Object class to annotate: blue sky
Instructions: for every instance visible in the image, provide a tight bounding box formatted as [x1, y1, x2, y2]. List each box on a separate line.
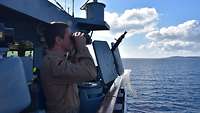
[50, 0, 200, 58]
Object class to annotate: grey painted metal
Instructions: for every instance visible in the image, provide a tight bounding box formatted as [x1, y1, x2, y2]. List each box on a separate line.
[111, 43, 124, 75]
[97, 76, 123, 113]
[123, 88, 127, 113]
[86, 2, 105, 22]
[0, 48, 7, 56]
[74, 18, 110, 30]
[21, 57, 34, 82]
[93, 40, 118, 84]
[0, 57, 31, 113]
[0, 0, 72, 23]
[79, 82, 104, 113]
[34, 47, 45, 69]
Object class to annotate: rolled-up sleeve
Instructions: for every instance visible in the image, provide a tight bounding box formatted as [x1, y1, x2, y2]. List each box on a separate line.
[50, 47, 97, 83]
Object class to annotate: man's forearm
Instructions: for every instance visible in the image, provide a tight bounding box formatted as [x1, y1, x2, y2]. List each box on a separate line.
[74, 46, 92, 61]
[74, 46, 97, 80]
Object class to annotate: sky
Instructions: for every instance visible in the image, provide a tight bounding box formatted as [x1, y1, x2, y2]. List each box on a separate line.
[49, 0, 200, 58]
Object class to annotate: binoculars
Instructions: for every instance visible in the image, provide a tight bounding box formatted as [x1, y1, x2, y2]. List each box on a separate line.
[70, 32, 92, 45]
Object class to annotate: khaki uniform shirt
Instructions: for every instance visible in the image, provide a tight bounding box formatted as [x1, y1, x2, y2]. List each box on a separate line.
[40, 47, 97, 113]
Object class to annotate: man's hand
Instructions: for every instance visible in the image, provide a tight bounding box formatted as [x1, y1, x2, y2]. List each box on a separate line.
[72, 32, 86, 50]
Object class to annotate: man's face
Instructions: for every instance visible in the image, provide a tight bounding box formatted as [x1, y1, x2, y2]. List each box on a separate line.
[57, 28, 73, 51]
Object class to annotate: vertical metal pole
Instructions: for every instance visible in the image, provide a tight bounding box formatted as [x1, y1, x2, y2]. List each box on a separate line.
[65, 0, 66, 10]
[72, 0, 74, 17]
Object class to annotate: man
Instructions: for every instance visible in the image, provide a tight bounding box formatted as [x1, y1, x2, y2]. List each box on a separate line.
[40, 22, 97, 113]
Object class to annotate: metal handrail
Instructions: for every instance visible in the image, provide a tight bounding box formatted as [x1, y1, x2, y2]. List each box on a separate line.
[97, 75, 123, 113]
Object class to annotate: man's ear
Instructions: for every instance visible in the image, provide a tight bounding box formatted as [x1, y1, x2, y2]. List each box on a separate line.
[55, 36, 62, 45]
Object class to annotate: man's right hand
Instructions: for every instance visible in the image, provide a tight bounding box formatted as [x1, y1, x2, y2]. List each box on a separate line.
[72, 32, 86, 50]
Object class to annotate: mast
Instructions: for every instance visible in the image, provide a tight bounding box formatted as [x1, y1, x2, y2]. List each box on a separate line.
[65, 0, 66, 10]
[72, 0, 74, 17]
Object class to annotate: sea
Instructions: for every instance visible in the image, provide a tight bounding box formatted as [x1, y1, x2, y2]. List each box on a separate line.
[122, 57, 200, 113]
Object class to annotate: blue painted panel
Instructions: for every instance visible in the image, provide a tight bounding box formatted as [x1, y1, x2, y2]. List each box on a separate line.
[111, 43, 124, 75]
[21, 57, 34, 82]
[0, 0, 72, 23]
[93, 40, 118, 84]
[0, 57, 31, 113]
[74, 18, 110, 30]
[79, 82, 104, 113]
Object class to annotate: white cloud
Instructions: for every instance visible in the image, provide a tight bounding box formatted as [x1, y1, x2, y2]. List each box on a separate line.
[146, 20, 200, 42]
[92, 7, 159, 44]
[103, 7, 158, 38]
[143, 20, 200, 53]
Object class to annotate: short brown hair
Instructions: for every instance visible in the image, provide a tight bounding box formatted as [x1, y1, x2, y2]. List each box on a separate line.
[44, 22, 69, 49]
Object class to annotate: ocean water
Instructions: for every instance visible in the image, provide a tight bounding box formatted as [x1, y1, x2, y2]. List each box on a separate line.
[122, 57, 200, 113]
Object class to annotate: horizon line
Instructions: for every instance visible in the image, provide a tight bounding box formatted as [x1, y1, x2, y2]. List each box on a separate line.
[121, 55, 200, 59]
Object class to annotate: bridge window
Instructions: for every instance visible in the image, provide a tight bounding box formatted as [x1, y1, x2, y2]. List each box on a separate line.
[7, 50, 33, 57]
[7, 51, 18, 57]
[25, 51, 33, 57]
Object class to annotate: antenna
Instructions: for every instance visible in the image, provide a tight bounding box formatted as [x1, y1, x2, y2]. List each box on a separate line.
[72, 0, 74, 17]
[80, 0, 90, 10]
[53, 0, 69, 14]
[54, 0, 65, 11]
[65, 0, 66, 10]
[68, 7, 70, 13]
